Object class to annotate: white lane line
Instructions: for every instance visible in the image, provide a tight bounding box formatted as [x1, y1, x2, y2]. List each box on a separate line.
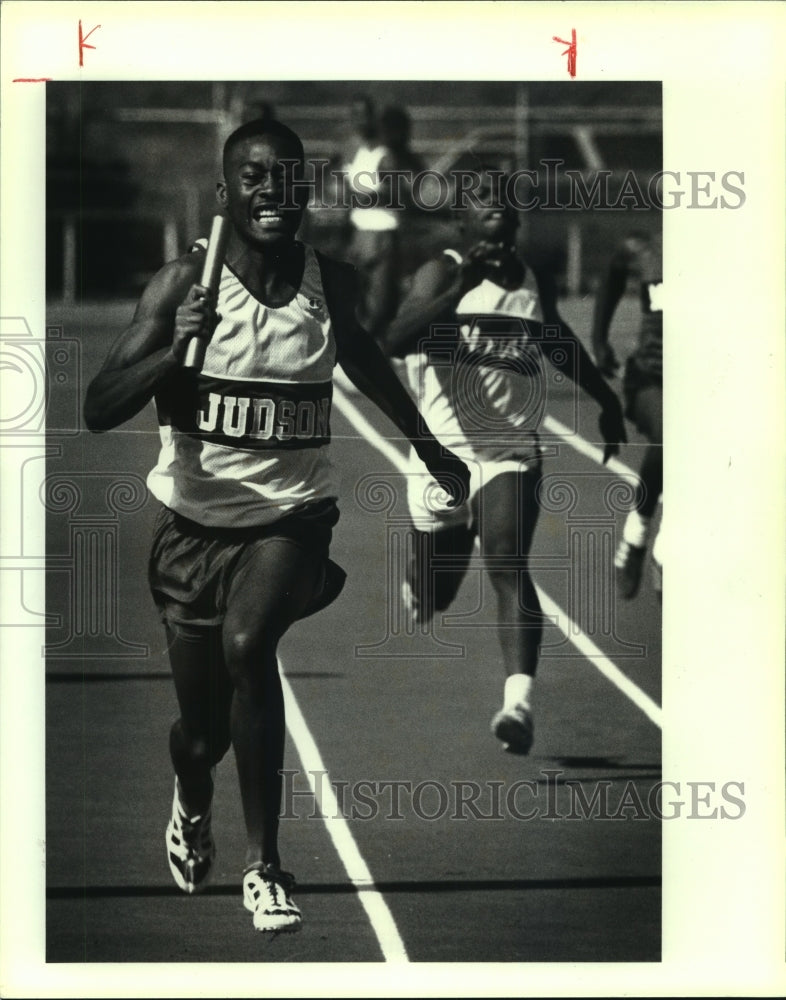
[542, 413, 638, 482]
[280, 670, 410, 962]
[534, 587, 663, 728]
[332, 372, 415, 472]
[333, 382, 661, 728]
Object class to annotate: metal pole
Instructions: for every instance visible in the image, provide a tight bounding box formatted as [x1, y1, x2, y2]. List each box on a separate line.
[63, 216, 77, 304]
[513, 83, 530, 246]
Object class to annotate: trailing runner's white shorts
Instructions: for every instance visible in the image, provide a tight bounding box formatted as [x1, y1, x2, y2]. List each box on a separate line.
[405, 443, 544, 533]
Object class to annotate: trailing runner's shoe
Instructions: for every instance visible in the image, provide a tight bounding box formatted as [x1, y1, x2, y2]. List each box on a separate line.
[243, 864, 302, 933]
[401, 577, 421, 628]
[651, 527, 663, 599]
[614, 539, 647, 600]
[491, 705, 535, 756]
[165, 779, 216, 895]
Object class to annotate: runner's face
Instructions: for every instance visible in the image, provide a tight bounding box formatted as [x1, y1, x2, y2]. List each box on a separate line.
[219, 135, 305, 247]
[465, 172, 518, 245]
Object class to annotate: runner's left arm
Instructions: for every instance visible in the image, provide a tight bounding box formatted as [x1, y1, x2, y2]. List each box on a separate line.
[530, 265, 627, 463]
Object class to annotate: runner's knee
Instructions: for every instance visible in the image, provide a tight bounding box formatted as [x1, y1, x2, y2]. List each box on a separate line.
[483, 538, 535, 599]
[482, 528, 527, 564]
[224, 628, 277, 668]
[223, 630, 281, 699]
[170, 718, 228, 770]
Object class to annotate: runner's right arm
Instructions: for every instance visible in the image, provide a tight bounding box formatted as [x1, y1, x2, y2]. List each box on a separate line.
[83, 253, 213, 432]
[382, 245, 509, 358]
[382, 257, 463, 358]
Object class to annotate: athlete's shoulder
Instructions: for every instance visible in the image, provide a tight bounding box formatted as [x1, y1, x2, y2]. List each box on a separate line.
[312, 247, 361, 299]
[135, 249, 204, 317]
[414, 248, 460, 290]
[159, 247, 204, 286]
[425, 248, 461, 273]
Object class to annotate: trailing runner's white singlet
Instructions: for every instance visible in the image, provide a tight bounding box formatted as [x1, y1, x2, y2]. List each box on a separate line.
[404, 249, 546, 466]
[147, 243, 340, 527]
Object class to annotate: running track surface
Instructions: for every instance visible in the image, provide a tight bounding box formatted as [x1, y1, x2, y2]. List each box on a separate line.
[44, 296, 661, 964]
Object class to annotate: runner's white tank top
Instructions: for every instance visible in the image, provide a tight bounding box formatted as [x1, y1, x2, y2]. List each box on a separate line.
[404, 249, 545, 463]
[147, 243, 340, 527]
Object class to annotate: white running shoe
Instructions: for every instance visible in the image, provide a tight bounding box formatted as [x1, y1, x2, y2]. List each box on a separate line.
[243, 864, 302, 933]
[491, 705, 534, 755]
[651, 527, 663, 596]
[165, 779, 216, 895]
[401, 578, 421, 627]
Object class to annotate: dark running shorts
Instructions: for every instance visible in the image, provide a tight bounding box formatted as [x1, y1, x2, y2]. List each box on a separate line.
[148, 499, 340, 627]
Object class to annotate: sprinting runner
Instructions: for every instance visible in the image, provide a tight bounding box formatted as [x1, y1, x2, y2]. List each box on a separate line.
[385, 167, 626, 755]
[591, 229, 663, 599]
[83, 118, 469, 934]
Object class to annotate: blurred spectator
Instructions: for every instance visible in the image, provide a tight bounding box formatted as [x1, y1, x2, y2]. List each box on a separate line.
[342, 99, 430, 345]
[342, 95, 398, 343]
[242, 100, 276, 122]
[377, 105, 425, 179]
[377, 105, 430, 285]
